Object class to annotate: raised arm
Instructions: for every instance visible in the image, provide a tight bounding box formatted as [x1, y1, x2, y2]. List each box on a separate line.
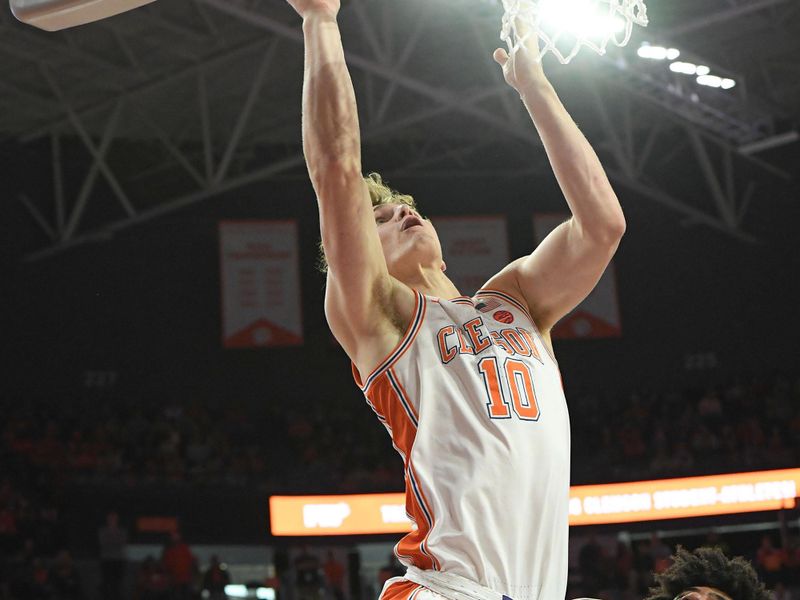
[489, 38, 626, 335]
[288, 0, 406, 367]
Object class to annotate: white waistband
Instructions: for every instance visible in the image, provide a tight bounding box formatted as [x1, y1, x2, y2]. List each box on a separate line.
[404, 567, 507, 600]
[403, 567, 600, 600]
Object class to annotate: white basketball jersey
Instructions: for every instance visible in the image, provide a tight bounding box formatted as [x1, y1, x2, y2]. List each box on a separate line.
[353, 288, 570, 600]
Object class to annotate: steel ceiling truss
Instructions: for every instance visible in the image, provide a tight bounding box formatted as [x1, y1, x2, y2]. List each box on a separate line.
[604, 54, 773, 147]
[662, 0, 793, 38]
[588, 82, 763, 241]
[660, 0, 800, 121]
[5, 0, 794, 260]
[583, 0, 796, 148]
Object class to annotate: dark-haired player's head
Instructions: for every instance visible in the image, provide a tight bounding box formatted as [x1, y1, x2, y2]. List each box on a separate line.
[644, 546, 771, 600]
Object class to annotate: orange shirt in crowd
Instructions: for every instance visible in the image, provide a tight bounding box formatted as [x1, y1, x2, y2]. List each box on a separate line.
[757, 547, 786, 572]
[324, 557, 345, 590]
[162, 543, 196, 584]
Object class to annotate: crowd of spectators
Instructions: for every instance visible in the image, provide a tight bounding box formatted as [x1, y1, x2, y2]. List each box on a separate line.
[0, 482, 228, 600]
[2, 373, 798, 492]
[132, 532, 212, 600]
[0, 475, 79, 599]
[4, 461, 800, 599]
[1, 372, 799, 599]
[570, 372, 799, 482]
[568, 529, 800, 600]
[0, 393, 395, 493]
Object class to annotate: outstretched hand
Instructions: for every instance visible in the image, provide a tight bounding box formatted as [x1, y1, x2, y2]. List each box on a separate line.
[493, 24, 548, 94]
[286, 0, 340, 20]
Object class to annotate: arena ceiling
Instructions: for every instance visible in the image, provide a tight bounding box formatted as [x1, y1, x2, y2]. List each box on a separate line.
[1, 0, 798, 259]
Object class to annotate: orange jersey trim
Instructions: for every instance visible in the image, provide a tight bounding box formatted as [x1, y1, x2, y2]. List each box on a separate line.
[364, 371, 439, 571]
[353, 291, 427, 394]
[381, 580, 426, 600]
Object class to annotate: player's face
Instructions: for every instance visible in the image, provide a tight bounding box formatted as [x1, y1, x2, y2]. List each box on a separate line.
[373, 203, 443, 275]
[673, 588, 733, 600]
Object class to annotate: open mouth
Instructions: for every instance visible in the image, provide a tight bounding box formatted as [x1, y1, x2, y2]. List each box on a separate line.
[401, 216, 424, 231]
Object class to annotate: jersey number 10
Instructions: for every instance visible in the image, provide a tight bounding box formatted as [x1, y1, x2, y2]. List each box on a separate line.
[477, 357, 541, 421]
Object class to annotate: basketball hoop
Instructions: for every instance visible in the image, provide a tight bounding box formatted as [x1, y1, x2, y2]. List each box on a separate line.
[500, 0, 649, 64]
[10, 0, 156, 31]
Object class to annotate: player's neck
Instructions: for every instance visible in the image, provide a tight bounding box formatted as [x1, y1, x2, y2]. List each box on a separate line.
[400, 266, 461, 300]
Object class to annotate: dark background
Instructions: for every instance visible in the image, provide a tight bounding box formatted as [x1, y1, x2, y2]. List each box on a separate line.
[3, 140, 798, 407]
[1, 3, 800, 598]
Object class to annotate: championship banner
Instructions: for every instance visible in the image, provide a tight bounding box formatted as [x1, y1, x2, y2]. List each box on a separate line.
[434, 216, 510, 297]
[269, 469, 800, 535]
[219, 221, 303, 348]
[533, 214, 622, 339]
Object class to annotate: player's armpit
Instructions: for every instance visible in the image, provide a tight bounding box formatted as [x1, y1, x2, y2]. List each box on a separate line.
[488, 217, 623, 333]
[325, 273, 417, 379]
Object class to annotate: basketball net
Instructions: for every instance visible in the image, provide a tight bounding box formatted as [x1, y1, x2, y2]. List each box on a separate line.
[500, 0, 649, 64]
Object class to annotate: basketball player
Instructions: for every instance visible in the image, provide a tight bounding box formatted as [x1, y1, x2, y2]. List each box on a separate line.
[645, 546, 771, 600]
[287, 0, 625, 598]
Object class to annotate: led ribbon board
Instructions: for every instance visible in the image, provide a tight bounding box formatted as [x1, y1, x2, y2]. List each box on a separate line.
[270, 469, 800, 535]
[569, 468, 798, 525]
[270, 493, 414, 536]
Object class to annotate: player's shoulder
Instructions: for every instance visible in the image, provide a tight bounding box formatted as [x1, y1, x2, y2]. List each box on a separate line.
[477, 263, 532, 315]
[478, 267, 556, 357]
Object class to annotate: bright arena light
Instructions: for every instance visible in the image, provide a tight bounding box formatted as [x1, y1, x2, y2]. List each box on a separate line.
[697, 74, 722, 87]
[221, 586, 276, 600]
[697, 74, 737, 89]
[537, 0, 626, 39]
[637, 44, 680, 60]
[670, 61, 696, 75]
[669, 62, 711, 76]
[668, 62, 734, 90]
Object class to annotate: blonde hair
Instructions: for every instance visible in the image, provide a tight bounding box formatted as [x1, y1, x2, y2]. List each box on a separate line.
[317, 173, 418, 273]
[363, 172, 416, 211]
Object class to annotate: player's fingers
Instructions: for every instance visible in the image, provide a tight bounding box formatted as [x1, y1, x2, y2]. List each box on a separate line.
[493, 47, 508, 67]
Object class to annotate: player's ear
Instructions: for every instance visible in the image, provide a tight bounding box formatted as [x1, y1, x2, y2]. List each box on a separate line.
[441, 261, 447, 273]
